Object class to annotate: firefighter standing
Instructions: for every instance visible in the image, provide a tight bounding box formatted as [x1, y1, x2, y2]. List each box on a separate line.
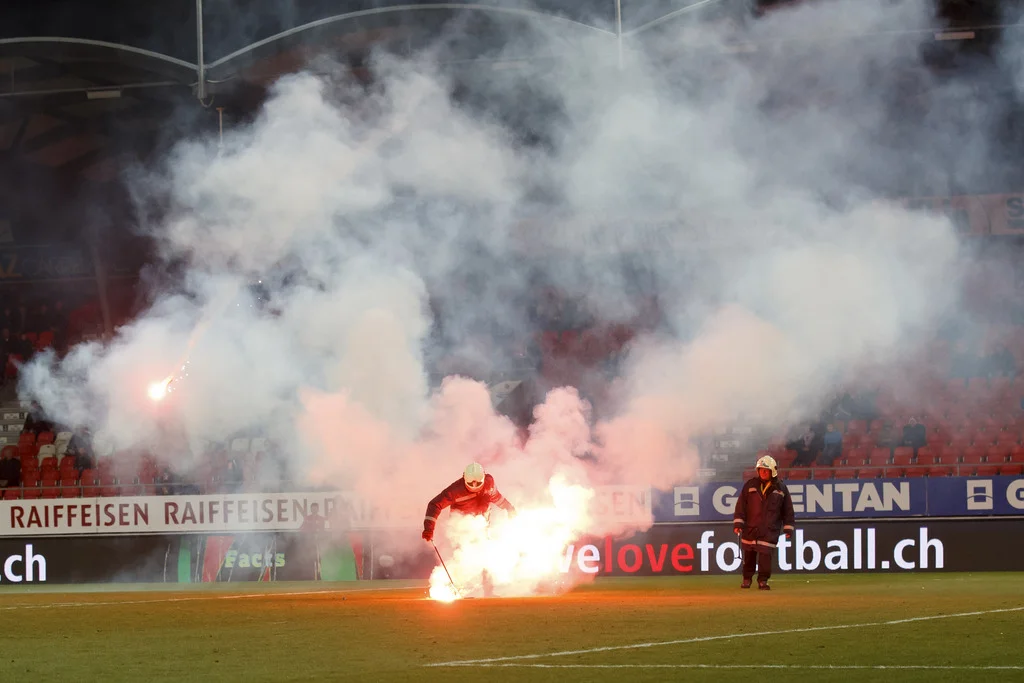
[733, 454, 795, 590]
[422, 462, 516, 542]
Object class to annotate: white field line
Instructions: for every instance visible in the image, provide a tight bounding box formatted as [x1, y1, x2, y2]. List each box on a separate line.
[464, 664, 1024, 671]
[0, 585, 420, 611]
[428, 605, 1024, 667]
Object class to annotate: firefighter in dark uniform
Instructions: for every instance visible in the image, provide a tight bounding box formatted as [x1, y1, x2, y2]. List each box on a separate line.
[422, 463, 516, 597]
[734, 454, 795, 590]
[422, 462, 516, 542]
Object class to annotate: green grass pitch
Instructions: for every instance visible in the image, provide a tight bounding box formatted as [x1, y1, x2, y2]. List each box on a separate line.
[1, 574, 1021, 682]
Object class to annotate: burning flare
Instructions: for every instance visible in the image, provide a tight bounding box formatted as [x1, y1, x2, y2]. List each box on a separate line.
[428, 475, 595, 601]
[147, 377, 172, 401]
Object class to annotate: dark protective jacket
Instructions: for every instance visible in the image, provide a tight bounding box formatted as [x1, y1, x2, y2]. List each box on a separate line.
[733, 477, 795, 550]
[423, 474, 515, 534]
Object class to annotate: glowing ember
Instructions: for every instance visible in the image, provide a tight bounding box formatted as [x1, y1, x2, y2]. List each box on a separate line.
[147, 377, 172, 401]
[427, 475, 595, 602]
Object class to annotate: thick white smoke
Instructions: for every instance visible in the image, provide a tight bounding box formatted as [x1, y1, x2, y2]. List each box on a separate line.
[19, 1, 984, 561]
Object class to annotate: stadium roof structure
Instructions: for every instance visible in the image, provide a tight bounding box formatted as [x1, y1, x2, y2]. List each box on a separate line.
[0, 0, 1009, 187]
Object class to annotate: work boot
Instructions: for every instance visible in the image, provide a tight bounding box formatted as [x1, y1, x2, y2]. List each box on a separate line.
[758, 581, 770, 591]
[740, 579, 751, 589]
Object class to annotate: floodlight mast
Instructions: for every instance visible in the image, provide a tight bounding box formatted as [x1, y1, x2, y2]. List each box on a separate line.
[196, 0, 207, 101]
[615, 0, 623, 69]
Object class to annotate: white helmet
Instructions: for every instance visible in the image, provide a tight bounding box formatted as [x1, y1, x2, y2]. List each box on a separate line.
[755, 454, 778, 478]
[464, 462, 485, 491]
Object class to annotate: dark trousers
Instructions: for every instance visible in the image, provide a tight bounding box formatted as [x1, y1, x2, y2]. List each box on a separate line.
[742, 548, 773, 583]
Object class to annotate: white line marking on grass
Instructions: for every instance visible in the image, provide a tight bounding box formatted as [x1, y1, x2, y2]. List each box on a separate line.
[0, 585, 420, 611]
[427, 605, 1024, 667]
[466, 664, 1024, 671]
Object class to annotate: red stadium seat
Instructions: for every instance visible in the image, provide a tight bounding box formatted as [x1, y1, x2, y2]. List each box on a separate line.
[812, 469, 833, 480]
[928, 466, 954, 477]
[995, 429, 1019, 446]
[938, 445, 962, 464]
[22, 483, 41, 499]
[1010, 447, 1024, 464]
[18, 431, 35, 446]
[999, 464, 1023, 476]
[2, 488, 19, 500]
[40, 475, 59, 499]
[833, 468, 858, 479]
[892, 447, 914, 466]
[35, 330, 54, 350]
[987, 444, 1012, 463]
[962, 446, 986, 464]
[974, 465, 1000, 477]
[915, 446, 936, 464]
[784, 469, 810, 480]
[100, 476, 119, 497]
[36, 431, 54, 446]
[59, 476, 79, 498]
[0, 445, 17, 459]
[866, 448, 890, 466]
[903, 467, 927, 478]
[80, 470, 100, 497]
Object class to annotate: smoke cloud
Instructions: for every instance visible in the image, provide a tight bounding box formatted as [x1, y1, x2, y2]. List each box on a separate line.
[19, 0, 997, 560]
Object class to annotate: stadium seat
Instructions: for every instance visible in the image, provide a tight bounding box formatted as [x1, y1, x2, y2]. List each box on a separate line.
[903, 467, 926, 478]
[1, 444, 16, 459]
[866, 448, 890, 466]
[785, 469, 810, 480]
[1009, 447, 1024, 464]
[938, 445, 962, 464]
[844, 432, 863, 446]
[100, 476, 119, 497]
[987, 444, 1012, 463]
[1, 488, 19, 500]
[833, 468, 858, 479]
[974, 465, 1001, 477]
[847, 420, 867, 434]
[59, 476, 79, 498]
[962, 446, 986, 464]
[80, 470, 100, 497]
[999, 464, 1023, 476]
[35, 330, 54, 349]
[812, 469, 833, 480]
[995, 429, 1019, 446]
[40, 455, 58, 471]
[40, 475, 59, 498]
[916, 446, 935, 464]
[928, 466, 954, 477]
[36, 431, 54, 446]
[892, 447, 914, 466]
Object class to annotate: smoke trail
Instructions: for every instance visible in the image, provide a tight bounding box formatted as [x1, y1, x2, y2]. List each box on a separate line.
[18, 1, 994, 572]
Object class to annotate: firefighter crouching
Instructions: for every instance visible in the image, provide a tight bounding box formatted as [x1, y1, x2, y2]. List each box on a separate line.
[422, 462, 517, 543]
[733, 454, 795, 590]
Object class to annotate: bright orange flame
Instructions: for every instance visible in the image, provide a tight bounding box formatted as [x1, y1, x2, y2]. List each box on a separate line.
[428, 475, 594, 601]
[147, 377, 172, 401]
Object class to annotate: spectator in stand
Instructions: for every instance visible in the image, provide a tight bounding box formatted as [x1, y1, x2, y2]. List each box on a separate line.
[0, 448, 20, 487]
[788, 426, 820, 466]
[820, 424, 843, 465]
[23, 401, 53, 436]
[902, 417, 927, 455]
[65, 429, 95, 471]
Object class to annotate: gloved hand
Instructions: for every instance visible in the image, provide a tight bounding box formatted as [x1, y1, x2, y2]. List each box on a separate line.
[734, 526, 742, 536]
[785, 531, 793, 539]
[422, 528, 433, 542]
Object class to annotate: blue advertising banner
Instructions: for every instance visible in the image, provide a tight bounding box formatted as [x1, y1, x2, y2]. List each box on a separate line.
[927, 476, 1024, 517]
[652, 476, 1024, 522]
